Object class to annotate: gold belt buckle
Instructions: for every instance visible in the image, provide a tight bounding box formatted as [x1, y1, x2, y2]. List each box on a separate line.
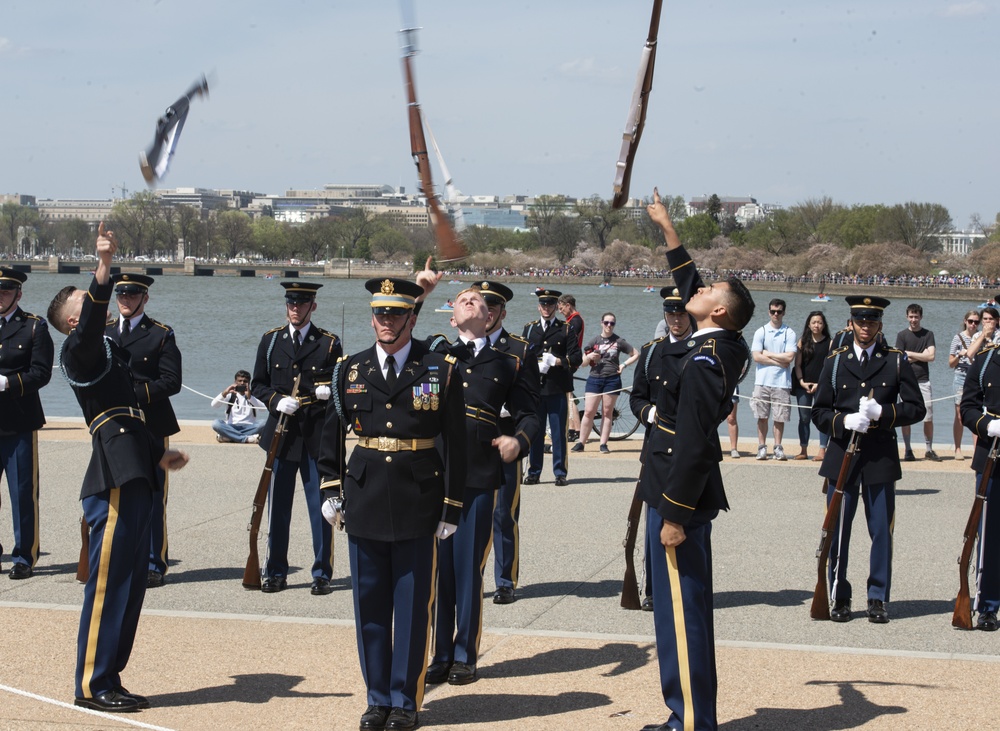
[378, 436, 399, 452]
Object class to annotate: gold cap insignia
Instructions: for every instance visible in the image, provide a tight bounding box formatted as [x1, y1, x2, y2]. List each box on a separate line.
[380, 279, 395, 295]
[863, 297, 871, 305]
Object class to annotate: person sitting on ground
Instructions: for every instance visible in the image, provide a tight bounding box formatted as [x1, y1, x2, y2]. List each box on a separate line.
[211, 370, 265, 444]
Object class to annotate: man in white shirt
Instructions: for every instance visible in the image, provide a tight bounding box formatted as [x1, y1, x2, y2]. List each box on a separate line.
[211, 370, 264, 444]
[751, 299, 797, 461]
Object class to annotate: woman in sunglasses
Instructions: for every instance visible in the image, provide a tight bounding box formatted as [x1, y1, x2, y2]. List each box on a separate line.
[573, 313, 638, 453]
[951, 309, 984, 460]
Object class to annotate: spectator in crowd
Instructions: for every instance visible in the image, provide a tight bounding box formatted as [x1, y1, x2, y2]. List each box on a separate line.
[211, 370, 265, 444]
[950, 310, 980, 460]
[727, 389, 740, 459]
[792, 311, 831, 461]
[751, 299, 797, 461]
[572, 312, 638, 453]
[896, 304, 938, 461]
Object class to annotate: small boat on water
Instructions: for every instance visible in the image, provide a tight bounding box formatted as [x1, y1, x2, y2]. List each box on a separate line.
[811, 294, 830, 302]
[448, 280, 462, 284]
[434, 300, 455, 313]
[598, 282, 613, 288]
[643, 286, 656, 293]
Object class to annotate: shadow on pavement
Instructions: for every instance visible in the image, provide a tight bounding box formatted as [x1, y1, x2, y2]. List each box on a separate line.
[883, 598, 955, 620]
[152, 673, 350, 707]
[516, 578, 622, 600]
[722, 680, 908, 730]
[488, 643, 654, 679]
[896, 488, 941, 496]
[715, 588, 813, 609]
[425, 691, 612, 725]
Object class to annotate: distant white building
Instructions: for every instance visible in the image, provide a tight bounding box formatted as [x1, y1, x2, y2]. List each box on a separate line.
[933, 230, 987, 257]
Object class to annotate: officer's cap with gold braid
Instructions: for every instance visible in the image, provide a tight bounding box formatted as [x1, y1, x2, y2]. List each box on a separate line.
[659, 286, 685, 313]
[281, 281, 323, 303]
[365, 278, 423, 315]
[0, 267, 27, 291]
[112, 273, 154, 295]
[474, 280, 514, 307]
[845, 295, 890, 321]
[534, 287, 561, 305]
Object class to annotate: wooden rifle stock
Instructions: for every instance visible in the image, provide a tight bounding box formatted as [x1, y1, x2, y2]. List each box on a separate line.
[810, 414, 867, 620]
[242, 375, 301, 589]
[952, 436, 999, 629]
[621, 466, 646, 610]
[76, 516, 90, 583]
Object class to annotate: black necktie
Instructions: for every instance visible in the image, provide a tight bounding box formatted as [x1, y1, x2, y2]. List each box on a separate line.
[385, 355, 397, 390]
[293, 329, 301, 352]
[123, 319, 131, 335]
[860, 350, 869, 372]
[0, 317, 5, 334]
[465, 340, 477, 359]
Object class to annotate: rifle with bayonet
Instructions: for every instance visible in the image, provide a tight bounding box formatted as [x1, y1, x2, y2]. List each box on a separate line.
[620, 469, 645, 610]
[810, 393, 870, 620]
[952, 436, 999, 629]
[242, 374, 301, 589]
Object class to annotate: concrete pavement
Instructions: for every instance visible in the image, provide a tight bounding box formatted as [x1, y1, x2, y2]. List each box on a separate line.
[0, 422, 996, 730]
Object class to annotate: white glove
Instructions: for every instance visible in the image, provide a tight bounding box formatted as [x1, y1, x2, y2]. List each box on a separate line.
[277, 396, 300, 415]
[315, 385, 331, 401]
[537, 358, 551, 375]
[988, 420, 1000, 438]
[435, 521, 458, 540]
[500, 405, 511, 419]
[321, 497, 338, 525]
[541, 352, 558, 368]
[858, 396, 882, 421]
[0, 374, 7, 392]
[646, 405, 657, 425]
[843, 413, 871, 433]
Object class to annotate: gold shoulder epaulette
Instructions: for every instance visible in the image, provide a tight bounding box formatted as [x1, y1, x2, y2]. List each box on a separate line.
[983, 342, 1000, 353]
[444, 354, 457, 364]
[883, 346, 904, 355]
[829, 345, 850, 357]
[508, 333, 529, 344]
[264, 325, 284, 335]
[697, 338, 717, 356]
[336, 354, 349, 363]
[644, 337, 666, 350]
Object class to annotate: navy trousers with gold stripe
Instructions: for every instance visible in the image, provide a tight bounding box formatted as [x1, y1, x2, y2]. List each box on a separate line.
[434, 488, 497, 666]
[349, 534, 435, 712]
[267, 454, 333, 581]
[975, 472, 1000, 613]
[826, 479, 895, 604]
[0, 432, 40, 568]
[148, 436, 169, 575]
[492, 458, 521, 591]
[76, 479, 153, 699]
[647, 510, 718, 731]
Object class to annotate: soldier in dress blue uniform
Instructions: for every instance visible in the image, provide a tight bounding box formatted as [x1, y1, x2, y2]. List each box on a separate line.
[423, 284, 538, 687]
[629, 287, 692, 612]
[251, 281, 342, 595]
[318, 277, 465, 731]
[0, 267, 53, 579]
[521, 289, 582, 486]
[47, 225, 188, 713]
[812, 295, 925, 624]
[960, 338, 1000, 631]
[482, 282, 539, 606]
[640, 189, 755, 731]
[106, 273, 181, 589]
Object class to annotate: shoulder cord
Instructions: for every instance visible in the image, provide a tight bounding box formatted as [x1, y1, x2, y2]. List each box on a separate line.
[830, 350, 842, 392]
[430, 334, 449, 351]
[980, 348, 996, 393]
[331, 359, 348, 429]
[643, 341, 657, 382]
[265, 330, 279, 372]
[59, 337, 113, 388]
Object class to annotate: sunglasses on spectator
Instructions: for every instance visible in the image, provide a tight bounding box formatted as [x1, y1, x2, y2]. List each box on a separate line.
[603, 320, 616, 326]
[769, 309, 784, 315]
[968, 319, 980, 324]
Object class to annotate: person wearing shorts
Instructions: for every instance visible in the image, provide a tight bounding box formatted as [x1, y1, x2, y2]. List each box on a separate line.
[750, 299, 796, 461]
[573, 313, 638, 453]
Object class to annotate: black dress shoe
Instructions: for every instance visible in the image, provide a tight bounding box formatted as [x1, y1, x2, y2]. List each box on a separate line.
[523, 474, 540, 485]
[360, 704, 391, 730]
[425, 661, 451, 684]
[977, 611, 999, 631]
[146, 571, 164, 588]
[640, 723, 672, 731]
[118, 687, 150, 709]
[867, 599, 889, 624]
[641, 596, 654, 611]
[830, 601, 852, 623]
[567, 429, 580, 442]
[9, 563, 32, 580]
[74, 689, 140, 712]
[261, 576, 287, 593]
[448, 661, 477, 685]
[554, 476, 568, 486]
[311, 577, 333, 595]
[493, 586, 515, 605]
[385, 708, 418, 730]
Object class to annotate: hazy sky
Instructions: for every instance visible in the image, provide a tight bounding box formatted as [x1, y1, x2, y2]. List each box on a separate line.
[2, 1, 996, 227]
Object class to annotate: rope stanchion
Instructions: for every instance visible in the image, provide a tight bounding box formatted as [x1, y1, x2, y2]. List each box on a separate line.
[181, 383, 269, 411]
[736, 391, 956, 410]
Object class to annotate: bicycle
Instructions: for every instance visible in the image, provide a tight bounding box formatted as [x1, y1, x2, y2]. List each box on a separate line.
[577, 387, 640, 441]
